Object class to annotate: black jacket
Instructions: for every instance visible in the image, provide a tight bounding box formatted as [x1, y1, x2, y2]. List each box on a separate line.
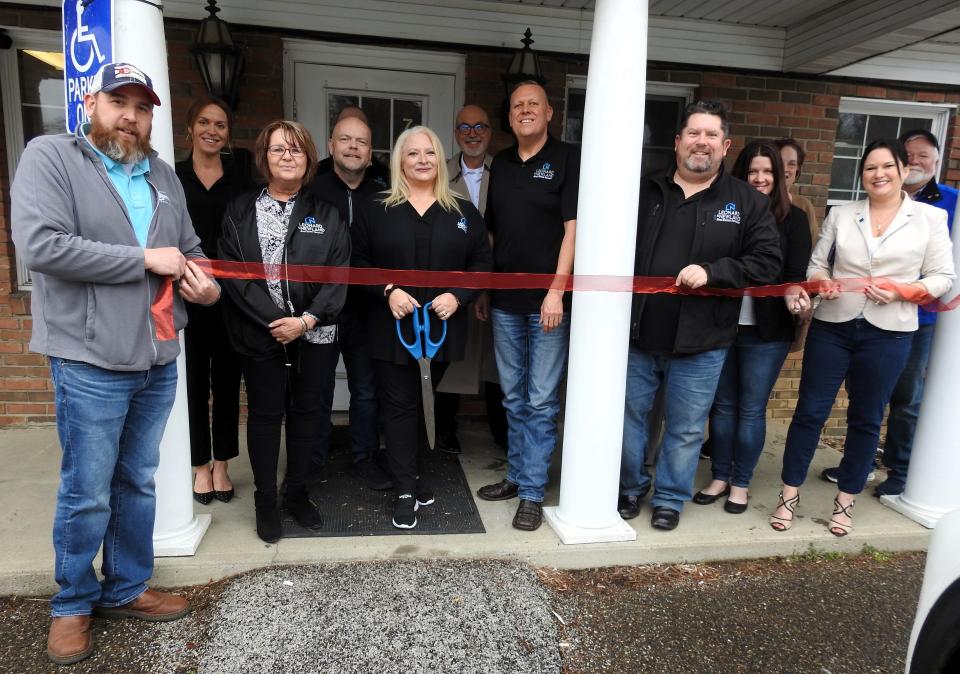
[752, 205, 811, 342]
[352, 197, 493, 364]
[631, 167, 782, 354]
[217, 188, 351, 359]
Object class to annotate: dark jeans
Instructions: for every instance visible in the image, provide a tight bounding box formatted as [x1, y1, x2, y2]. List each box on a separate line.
[782, 319, 913, 494]
[184, 304, 242, 466]
[313, 312, 379, 467]
[435, 383, 508, 448]
[376, 359, 448, 495]
[709, 326, 791, 488]
[882, 323, 935, 486]
[242, 341, 339, 496]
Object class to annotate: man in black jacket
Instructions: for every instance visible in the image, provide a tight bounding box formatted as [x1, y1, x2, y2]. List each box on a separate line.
[619, 100, 782, 531]
[307, 116, 391, 490]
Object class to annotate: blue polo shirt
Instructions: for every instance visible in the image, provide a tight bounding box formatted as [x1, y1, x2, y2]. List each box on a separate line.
[911, 179, 957, 326]
[81, 124, 153, 247]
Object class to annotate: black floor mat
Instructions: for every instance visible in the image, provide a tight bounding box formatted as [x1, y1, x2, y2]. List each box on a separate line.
[280, 426, 486, 538]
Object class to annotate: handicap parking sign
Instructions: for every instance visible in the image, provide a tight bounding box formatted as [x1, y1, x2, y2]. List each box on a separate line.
[62, 0, 114, 133]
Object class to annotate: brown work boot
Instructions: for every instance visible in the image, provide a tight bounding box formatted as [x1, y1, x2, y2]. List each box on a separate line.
[47, 615, 93, 665]
[94, 588, 190, 622]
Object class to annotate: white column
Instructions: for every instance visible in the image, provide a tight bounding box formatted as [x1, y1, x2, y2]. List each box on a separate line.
[543, 0, 647, 544]
[882, 200, 960, 528]
[114, 0, 210, 555]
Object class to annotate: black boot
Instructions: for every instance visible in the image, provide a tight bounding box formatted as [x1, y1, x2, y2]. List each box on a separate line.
[286, 485, 322, 530]
[254, 491, 282, 543]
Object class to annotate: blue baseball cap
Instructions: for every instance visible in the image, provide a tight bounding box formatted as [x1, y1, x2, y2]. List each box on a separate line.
[90, 62, 161, 106]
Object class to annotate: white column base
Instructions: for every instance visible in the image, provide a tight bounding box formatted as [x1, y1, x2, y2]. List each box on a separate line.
[153, 513, 212, 557]
[881, 494, 949, 530]
[543, 506, 637, 545]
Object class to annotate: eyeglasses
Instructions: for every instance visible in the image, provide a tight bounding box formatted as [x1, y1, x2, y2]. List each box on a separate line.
[456, 123, 491, 134]
[268, 145, 305, 158]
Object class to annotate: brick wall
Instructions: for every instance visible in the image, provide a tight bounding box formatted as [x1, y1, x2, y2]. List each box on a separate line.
[1, 5, 958, 429]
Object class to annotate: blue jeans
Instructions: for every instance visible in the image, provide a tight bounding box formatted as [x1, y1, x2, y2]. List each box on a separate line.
[880, 323, 934, 485]
[709, 327, 791, 488]
[621, 346, 728, 511]
[491, 308, 570, 502]
[312, 313, 380, 467]
[49, 357, 177, 617]
[782, 319, 912, 494]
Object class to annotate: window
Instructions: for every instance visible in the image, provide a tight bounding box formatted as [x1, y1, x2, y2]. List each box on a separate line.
[563, 77, 695, 177]
[829, 98, 953, 205]
[1, 28, 65, 289]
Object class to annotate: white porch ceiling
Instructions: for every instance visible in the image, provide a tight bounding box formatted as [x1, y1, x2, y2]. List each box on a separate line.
[4, 0, 960, 84]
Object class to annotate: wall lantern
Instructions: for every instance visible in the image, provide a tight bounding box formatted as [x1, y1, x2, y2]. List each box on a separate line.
[500, 28, 547, 131]
[191, 0, 244, 109]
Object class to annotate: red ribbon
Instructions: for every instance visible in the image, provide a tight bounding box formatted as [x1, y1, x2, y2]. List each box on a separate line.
[150, 260, 958, 341]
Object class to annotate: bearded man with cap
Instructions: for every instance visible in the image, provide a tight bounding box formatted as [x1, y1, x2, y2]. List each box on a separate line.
[12, 62, 220, 665]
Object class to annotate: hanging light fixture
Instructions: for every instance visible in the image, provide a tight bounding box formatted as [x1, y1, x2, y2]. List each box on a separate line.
[191, 0, 244, 109]
[501, 28, 546, 97]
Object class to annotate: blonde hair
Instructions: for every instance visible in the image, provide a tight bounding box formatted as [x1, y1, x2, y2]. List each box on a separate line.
[383, 126, 462, 215]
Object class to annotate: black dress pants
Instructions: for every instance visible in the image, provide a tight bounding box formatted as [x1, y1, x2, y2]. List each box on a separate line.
[376, 358, 449, 495]
[184, 303, 242, 466]
[242, 341, 339, 496]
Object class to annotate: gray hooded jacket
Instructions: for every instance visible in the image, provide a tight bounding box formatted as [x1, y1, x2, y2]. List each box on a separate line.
[11, 131, 204, 371]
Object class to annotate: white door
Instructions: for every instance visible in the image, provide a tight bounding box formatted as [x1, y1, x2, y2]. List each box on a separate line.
[294, 63, 458, 163]
[288, 45, 464, 410]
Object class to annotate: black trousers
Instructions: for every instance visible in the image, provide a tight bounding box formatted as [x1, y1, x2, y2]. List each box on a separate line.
[376, 358, 449, 495]
[184, 304, 242, 466]
[242, 341, 339, 495]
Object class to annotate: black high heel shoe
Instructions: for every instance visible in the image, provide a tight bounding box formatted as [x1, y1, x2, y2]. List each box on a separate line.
[214, 488, 234, 503]
[192, 469, 213, 505]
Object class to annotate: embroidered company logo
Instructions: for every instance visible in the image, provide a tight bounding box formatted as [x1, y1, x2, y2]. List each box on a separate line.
[715, 202, 741, 224]
[533, 162, 555, 180]
[456, 217, 468, 234]
[298, 216, 325, 234]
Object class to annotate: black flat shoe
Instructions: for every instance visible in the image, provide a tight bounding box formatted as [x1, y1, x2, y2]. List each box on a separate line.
[214, 488, 234, 503]
[512, 499, 543, 531]
[723, 498, 748, 514]
[192, 490, 213, 505]
[692, 485, 730, 505]
[477, 479, 519, 501]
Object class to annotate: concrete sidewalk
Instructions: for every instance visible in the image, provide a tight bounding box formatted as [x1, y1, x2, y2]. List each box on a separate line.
[0, 421, 928, 595]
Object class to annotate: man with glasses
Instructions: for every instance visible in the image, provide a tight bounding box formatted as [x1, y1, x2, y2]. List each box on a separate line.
[435, 105, 507, 454]
[307, 115, 392, 491]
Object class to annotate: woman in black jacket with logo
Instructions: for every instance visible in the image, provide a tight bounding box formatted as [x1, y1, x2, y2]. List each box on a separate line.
[218, 120, 350, 543]
[352, 125, 492, 530]
[693, 140, 811, 513]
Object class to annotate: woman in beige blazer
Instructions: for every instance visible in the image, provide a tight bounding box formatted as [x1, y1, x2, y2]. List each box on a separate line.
[771, 139, 955, 537]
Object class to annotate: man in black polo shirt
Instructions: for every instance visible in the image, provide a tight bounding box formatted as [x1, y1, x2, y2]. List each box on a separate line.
[307, 115, 391, 490]
[476, 81, 580, 532]
[619, 100, 781, 531]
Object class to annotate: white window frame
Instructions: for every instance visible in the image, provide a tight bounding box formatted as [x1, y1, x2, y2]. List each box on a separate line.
[1, 27, 64, 290]
[829, 97, 955, 207]
[562, 75, 696, 143]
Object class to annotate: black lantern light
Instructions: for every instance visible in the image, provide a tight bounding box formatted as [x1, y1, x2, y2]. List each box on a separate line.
[500, 28, 547, 131]
[192, 0, 244, 109]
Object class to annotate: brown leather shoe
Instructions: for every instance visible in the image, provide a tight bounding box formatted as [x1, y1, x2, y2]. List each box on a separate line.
[477, 479, 519, 502]
[512, 499, 543, 531]
[94, 588, 190, 622]
[47, 615, 93, 665]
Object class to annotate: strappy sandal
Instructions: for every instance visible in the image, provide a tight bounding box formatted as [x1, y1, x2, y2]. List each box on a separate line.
[829, 497, 855, 537]
[769, 491, 800, 531]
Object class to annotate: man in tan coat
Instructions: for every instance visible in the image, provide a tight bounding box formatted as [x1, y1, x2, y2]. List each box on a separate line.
[435, 104, 506, 452]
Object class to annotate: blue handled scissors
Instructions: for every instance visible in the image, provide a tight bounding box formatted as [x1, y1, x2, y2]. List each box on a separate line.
[396, 301, 447, 450]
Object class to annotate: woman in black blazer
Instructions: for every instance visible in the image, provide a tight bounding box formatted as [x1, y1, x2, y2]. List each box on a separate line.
[693, 140, 811, 514]
[352, 125, 492, 530]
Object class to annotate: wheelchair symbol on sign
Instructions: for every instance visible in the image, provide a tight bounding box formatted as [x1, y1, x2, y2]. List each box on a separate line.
[69, 0, 105, 73]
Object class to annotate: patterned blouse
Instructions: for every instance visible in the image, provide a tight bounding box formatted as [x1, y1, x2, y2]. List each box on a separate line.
[255, 189, 336, 345]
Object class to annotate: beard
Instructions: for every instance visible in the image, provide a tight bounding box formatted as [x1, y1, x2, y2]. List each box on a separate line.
[460, 143, 488, 160]
[903, 168, 931, 186]
[683, 154, 714, 174]
[88, 115, 153, 164]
